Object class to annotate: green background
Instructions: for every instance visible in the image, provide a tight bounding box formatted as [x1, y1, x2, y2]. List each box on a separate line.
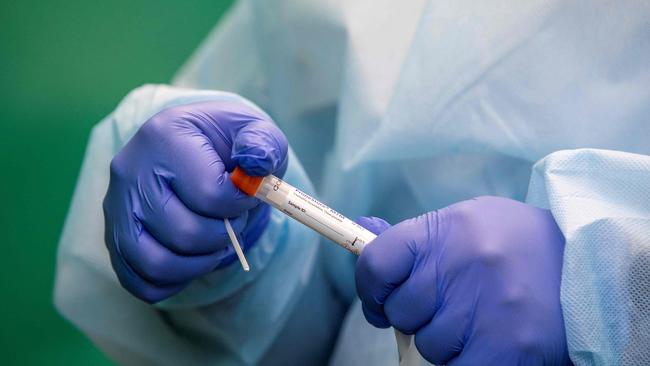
[0, 1, 233, 364]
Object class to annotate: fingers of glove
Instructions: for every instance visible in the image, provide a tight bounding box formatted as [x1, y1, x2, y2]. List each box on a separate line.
[362, 303, 391, 328]
[139, 190, 248, 255]
[119, 227, 228, 286]
[414, 305, 466, 365]
[142, 113, 259, 218]
[232, 120, 289, 177]
[383, 262, 438, 333]
[445, 340, 511, 366]
[105, 234, 188, 303]
[170, 140, 258, 218]
[355, 220, 420, 327]
[356, 216, 392, 236]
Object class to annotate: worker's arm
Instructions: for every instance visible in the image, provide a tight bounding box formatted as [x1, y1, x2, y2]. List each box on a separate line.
[54, 85, 340, 365]
[355, 149, 650, 365]
[526, 149, 650, 365]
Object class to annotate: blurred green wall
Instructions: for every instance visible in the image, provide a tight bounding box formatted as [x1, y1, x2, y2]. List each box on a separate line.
[0, 1, 233, 364]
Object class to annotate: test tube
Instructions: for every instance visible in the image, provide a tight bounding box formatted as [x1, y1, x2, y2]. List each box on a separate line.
[231, 167, 376, 255]
[231, 167, 419, 365]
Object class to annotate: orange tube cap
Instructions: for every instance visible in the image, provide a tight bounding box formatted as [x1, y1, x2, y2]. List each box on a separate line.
[231, 166, 263, 196]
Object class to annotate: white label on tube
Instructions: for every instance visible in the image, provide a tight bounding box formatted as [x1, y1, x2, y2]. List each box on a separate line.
[261, 177, 375, 255]
[266, 185, 290, 206]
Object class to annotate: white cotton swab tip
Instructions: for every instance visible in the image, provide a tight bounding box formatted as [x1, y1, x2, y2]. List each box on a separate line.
[223, 218, 250, 271]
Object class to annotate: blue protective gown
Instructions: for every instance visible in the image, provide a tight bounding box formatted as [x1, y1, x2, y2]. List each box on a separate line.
[55, 0, 650, 365]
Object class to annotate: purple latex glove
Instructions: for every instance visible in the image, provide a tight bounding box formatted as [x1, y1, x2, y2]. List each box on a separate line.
[103, 99, 288, 303]
[356, 196, 571, 365]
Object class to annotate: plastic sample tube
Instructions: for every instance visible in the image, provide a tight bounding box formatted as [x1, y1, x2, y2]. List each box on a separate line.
[231, 166, 420, 366]
[231, 167, 376, 255]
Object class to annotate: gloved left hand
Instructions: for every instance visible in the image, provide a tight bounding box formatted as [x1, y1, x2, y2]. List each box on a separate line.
[103, 98, 288, 303]
[356, 196, 572, 365]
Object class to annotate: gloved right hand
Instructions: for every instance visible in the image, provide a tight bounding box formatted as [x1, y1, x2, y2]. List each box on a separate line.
[103, 98, 288, 303]
[356, 197, 571, 365]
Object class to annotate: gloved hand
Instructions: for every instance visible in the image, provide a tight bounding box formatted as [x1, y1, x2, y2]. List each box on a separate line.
[103, 98, 288, 303]
[356, 196, 572, 365]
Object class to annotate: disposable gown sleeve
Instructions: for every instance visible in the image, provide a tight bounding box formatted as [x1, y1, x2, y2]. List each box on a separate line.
[526, 148, 650, 366]
[53, 84, 323, 365]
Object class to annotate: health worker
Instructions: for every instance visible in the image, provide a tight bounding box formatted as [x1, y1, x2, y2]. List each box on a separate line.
[54, 0, 650, 365]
